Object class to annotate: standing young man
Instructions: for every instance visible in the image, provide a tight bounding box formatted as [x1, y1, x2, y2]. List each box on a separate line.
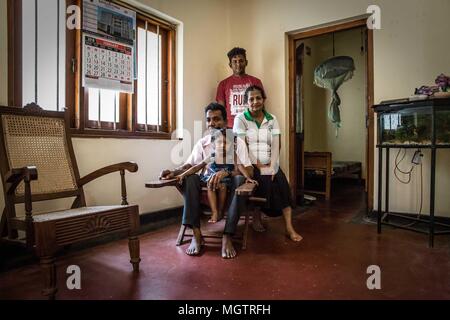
[216, 47, 264, 128]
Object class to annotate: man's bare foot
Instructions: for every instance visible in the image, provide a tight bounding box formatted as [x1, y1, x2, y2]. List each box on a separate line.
[221, 234, 237, 259]
[287, 229, 303, 242]
[186, 228, 203, 255]
[252, 211, 266, 232]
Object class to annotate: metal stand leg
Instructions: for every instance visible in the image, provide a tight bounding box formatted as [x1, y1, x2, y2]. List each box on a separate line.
[429, 148, 436, 248]
[377, 148, 383, 233]
[385, 148, 390, 223]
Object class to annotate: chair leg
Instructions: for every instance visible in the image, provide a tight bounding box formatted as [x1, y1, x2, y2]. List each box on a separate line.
[176, 224, 187, 246]
[242, 210, 251, 250]
[128, 236, 141, 272]
[325, 173, 331, 201]
[40, 255, 57, 300]
[0, 208, 7, 237]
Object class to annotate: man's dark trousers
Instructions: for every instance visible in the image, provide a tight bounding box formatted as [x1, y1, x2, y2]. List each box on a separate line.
[181, 175, 246, 234]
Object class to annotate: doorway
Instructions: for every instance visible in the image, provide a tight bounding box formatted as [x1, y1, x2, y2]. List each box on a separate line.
[287, 15, 374, 211]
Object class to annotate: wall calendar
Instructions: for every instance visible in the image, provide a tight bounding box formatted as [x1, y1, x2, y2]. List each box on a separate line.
[82, 34, 134, 93]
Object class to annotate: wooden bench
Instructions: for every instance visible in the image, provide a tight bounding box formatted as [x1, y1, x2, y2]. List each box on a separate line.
[304, 151, 362, 200]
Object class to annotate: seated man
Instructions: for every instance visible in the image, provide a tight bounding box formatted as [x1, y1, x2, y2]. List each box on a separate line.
[159, 103, 253, 259]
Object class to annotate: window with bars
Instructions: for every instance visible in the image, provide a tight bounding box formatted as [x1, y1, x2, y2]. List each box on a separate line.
[21, 0, 66, 111]
[8, 0, 176, 139]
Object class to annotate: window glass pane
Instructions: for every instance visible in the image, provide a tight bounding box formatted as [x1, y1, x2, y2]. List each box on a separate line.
[88, 88, 99, 121]
[100, 89, 119, 122]
[22, 0, 65, 110]
[137, 26, 162, 126]
[88, 88, 119, 123]
[137, 27, 146, 125]
[146, 31, 160, 126]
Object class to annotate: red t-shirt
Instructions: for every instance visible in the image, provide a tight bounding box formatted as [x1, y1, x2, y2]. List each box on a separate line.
[216, 74, 264, 128]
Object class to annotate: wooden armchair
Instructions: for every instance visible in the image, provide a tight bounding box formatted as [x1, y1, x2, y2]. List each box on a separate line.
[0, 104, 141, 299]
[145, 178, 261, 250]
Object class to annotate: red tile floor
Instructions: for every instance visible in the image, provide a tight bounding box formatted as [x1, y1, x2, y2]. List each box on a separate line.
[1, 180, 449, 300]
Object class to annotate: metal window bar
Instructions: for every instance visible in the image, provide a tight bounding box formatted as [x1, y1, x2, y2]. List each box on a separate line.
[35, 0, 38, 103]
[56, 0, 60, 111]
[145, 21, 148, 132]
[113, 92, 117, 130]
[156, 25, 160, 132]
[97, 90, 101, 128]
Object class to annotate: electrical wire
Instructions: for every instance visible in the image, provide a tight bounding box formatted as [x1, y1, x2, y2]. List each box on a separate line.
[393, 148, 414, 184]
[390, 149, 423, 227]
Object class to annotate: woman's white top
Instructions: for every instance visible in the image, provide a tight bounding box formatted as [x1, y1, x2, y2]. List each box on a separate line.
[233, 109, 281, 168]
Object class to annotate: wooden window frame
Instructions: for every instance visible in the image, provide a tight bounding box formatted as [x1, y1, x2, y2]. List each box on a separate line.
[7, 0, 177, 140]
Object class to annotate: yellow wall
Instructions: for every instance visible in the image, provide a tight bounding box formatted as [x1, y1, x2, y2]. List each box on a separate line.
[303, 28, 367, 179]
[301, 37, 328, 152]
[0, 0, 232, 215]
[227, 0, 450, 216]
[0, 0, 449, 217]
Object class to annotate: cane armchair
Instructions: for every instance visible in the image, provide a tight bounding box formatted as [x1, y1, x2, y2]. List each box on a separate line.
[0, 103, 141, 299]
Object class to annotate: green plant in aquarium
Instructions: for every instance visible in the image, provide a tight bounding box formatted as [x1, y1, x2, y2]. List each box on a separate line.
[436, 111, 450, 144]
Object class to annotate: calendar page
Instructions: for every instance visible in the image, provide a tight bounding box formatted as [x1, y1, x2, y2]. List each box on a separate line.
[82, 34, 134, 93]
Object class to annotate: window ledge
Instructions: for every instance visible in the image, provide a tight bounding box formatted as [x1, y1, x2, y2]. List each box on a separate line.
[70, 128, 173, 140]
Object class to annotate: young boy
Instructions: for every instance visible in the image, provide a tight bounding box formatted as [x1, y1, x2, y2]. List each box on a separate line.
[175, 128, 256, 223]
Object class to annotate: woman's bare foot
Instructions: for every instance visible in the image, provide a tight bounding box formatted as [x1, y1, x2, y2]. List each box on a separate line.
[221, 234, 237, 259]
[186, 228, 203, 255]
[282, 207, 302, 242]
[287, 229, 303, 242]
[252, 211, 266, 232]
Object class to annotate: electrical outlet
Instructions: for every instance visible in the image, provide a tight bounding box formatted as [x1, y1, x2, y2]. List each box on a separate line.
[412, 150, 423, 165]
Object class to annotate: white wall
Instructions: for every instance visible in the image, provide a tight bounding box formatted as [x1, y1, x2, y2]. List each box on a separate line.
[0, 0, 449, 217]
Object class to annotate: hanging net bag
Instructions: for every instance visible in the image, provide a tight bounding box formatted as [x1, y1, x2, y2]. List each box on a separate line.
[313, 56, 355, 134]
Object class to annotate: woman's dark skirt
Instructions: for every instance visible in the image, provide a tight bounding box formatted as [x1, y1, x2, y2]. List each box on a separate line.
[253, 167, 293, 217]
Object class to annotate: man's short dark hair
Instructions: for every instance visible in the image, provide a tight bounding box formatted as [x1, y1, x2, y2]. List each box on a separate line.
[243, 85, 266, 104]
[227, 47, 247, 62]
[205, 102, 227, 121]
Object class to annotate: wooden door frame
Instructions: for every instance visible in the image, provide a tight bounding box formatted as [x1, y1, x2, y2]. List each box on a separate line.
[287, 15, 375, 211]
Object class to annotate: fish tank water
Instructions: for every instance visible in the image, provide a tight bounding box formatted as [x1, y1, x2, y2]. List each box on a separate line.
[373, 98, 450, 146]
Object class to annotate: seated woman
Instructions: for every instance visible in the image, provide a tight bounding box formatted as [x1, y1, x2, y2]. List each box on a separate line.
[233, 85, 303, 242]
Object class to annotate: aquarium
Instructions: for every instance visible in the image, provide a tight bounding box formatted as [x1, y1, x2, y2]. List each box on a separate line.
[374, 99, 450, 146]
[436, 109, 450, 145]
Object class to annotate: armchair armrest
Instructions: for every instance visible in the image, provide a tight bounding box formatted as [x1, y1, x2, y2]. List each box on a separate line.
[78, 162, 137, 205]
[78, 162, 138, 187]
[5, 166, 38, 195]
[145, 179, 178, 188]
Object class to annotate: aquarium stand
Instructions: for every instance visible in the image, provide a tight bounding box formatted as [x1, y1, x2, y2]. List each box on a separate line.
[373, 98, 450, 247]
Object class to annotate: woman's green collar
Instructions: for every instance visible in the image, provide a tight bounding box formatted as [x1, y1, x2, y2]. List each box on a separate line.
[244, 109, 274, 123]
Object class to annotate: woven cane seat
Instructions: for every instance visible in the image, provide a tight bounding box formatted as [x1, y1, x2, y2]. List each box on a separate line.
[1, 114, 77, 196]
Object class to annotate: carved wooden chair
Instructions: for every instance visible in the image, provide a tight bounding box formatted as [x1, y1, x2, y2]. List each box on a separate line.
[0, 104, 141, 299]
[146, 178, 264, 250]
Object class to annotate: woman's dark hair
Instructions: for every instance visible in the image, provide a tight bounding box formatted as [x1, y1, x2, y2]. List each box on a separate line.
[205, 102, 227, 121]
[227, 47, 247, 62]
[243, 85, 267, 104]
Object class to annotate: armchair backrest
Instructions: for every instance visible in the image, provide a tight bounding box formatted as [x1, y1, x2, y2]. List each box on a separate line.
[0, 104, 82, 203]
